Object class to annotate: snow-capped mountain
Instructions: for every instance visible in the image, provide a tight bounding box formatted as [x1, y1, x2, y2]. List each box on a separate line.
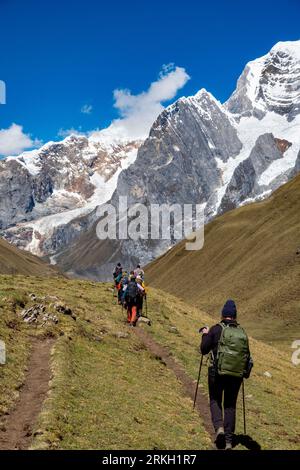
[0, 133, 142, 255]
[1, 40, 300, 278]
[226, 41, 300, 120]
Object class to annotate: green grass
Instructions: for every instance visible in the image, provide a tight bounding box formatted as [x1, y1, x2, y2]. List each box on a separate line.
[142, 288, 300, 450]
[146, 174, 300, 347]
[0, 275, 211, 450]
[0, 278, 34, 418]
[1, 274, 299, 450]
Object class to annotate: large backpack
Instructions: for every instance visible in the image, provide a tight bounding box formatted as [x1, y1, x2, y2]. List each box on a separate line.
[121, 276, 129, 288]
[125, 281, 138, 302]
[216, 322, 250, 378]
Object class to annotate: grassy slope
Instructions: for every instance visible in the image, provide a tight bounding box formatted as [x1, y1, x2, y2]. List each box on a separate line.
[0, 275, 299, 449]
[0, 238, 60, 277]
[0, 275, 211, 450]
[144, 289, 300, 450]
[147, 174, 300, 346]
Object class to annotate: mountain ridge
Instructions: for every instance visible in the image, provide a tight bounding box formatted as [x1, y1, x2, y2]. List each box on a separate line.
[0, 237, 61, 277]
[146, 172, 300, 345]
[1, 40, 300, 278]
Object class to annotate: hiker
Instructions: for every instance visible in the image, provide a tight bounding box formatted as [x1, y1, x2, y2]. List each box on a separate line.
[119, 271, 129, 305]
[125, 275, 144, 326]
[136, 276, 146, 317]
[113, 262, 122, 286]
[134, 264, 144, 280]
[200, 300, 252, 450]
[113, 263, 123, 303]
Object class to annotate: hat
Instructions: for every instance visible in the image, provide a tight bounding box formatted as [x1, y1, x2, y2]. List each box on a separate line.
[221, 299, 237, 319]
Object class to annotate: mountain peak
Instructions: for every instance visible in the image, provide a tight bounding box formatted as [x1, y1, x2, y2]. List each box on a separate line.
[225, 39, 300, 120]
[270, 39, 300, 60]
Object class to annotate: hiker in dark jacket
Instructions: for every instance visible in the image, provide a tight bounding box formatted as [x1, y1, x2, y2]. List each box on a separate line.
[113, 263, 122, 285]
[200, 300, 247, 450]
[125, 276, 138, 326]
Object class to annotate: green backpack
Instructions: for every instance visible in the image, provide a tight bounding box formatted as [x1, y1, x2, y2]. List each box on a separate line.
[216, 322, 250, 378]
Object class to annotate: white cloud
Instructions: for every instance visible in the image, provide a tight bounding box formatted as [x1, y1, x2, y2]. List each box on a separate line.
[1, 65, 189, 158]
[0, 123, 41, 157]
[90, 64, 190, 142]
[57, 127, 85, 138]
[81, 104, 93, 114]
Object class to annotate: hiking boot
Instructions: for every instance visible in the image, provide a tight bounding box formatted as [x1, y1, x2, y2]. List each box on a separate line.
[225, 441, 233, 450]
[215, 427, 225, 450]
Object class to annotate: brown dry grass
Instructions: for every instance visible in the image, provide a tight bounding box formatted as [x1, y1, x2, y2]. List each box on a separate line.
[0, 238, 60, 277]
[147, 174, 300, 346]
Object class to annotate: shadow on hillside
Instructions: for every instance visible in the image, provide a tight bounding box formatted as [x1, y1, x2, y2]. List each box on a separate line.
[234, 434, 262, 450]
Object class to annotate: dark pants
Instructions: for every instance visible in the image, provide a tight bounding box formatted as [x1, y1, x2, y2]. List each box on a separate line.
[208, 368, 242, 443]
[136, 295, 144, 317]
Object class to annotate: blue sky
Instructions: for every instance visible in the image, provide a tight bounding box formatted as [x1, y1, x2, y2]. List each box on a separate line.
[0, 0, 299, 155]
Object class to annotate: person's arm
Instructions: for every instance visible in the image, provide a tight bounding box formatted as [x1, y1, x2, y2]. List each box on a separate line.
[200, 325, 219, 355]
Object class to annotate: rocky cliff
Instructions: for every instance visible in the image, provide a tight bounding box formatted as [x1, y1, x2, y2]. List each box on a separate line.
[1, 40, 300, 278]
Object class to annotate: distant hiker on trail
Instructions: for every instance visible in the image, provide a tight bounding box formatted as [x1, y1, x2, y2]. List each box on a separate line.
[200, 300, 252, 450]
[134, 264, 144, 280]
[113, 263, 122, 286]
[125, 275, 144, 327]
[119, 271, 129, 305]
[136, 276, 146, 317]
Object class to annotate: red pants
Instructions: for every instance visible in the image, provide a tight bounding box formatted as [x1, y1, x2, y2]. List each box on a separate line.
[127, 305, 137, 325]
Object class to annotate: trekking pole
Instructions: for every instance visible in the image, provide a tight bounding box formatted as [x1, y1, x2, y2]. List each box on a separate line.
[242, 379, 246, 435]
[193, 354, 203, 410]
[145, 295, 148, 317]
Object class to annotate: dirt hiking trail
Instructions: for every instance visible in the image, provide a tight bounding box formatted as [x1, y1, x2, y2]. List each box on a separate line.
[0, 338, 54, 450]
[135, 327, 215, 441]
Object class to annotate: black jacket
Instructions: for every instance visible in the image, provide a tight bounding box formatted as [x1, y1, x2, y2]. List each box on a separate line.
[200, 319, 238, 358]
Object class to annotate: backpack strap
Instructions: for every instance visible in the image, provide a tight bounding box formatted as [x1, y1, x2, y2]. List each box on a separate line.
[209, 323, 224, 367]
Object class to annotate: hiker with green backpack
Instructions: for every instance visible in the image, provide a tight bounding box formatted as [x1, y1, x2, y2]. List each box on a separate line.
[200, 299, 253, 450]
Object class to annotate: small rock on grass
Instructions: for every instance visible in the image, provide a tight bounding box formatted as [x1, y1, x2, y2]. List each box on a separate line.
[263, 371, 272, 378]
[93, 336, 103, 343]
[114, 331, 129, 339]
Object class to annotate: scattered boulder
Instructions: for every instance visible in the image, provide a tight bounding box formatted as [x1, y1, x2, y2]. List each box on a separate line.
[53, 302, 71, 315]
[168, 325, 180, 335]
[264, 371, 272, 378]
[46, 295, 59, 301]
[93, 335, 103, 343]
[20, 304, 58, 325]
[114, 331, 129, 339]
[137, 316, 151, 326]
[41, 313, 59, 326]
[53, 302, 76, 320]
[19, 296, 77, 326]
